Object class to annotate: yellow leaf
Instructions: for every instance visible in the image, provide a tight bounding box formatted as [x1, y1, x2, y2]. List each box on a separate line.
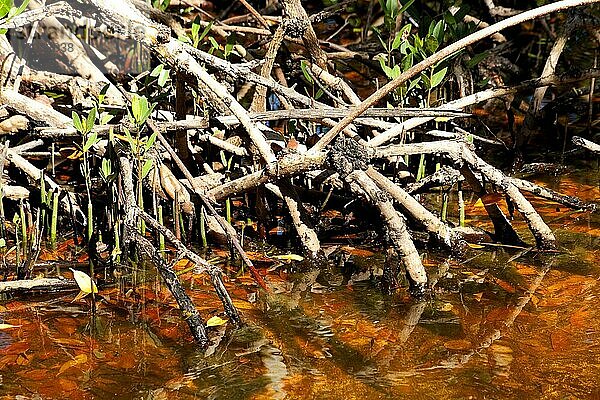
[67, 150, 83, 160]
[206, 316, 227, 327]
[272, 254, 304, 262]
[69, 268, 98, 294]
[71, 290, 88, 302]
[467, 243, 485, 249]
[0, 323, 21, 329]
[58, 354, 88, 376]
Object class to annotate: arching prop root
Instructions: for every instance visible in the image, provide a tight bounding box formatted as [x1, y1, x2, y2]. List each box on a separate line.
[378, 140, 558, 249]
[328, 136, 427, 293]
[119, 157, 240, 346]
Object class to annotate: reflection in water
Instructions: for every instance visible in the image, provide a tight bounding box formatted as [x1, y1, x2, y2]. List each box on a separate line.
[260, 344, 288, 399]
[420, 260, 551, 371]
[0, 171, 598, 399]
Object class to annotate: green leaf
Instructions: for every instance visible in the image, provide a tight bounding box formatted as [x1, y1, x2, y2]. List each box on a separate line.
[389, 64, 400, 79]
[83, 131, 98, 152]
[407, 78, 421, 92]
[453, 4, 470, 21]
[101, 158, 112, 179]
[141, 158, 153, 179]
[430, 66, 447, 88]
[381, 63, 394, 79]
[13, 0, 28, 16]
[191, 16, 202, 46]
[424, 35, 439, 53]
[150, 64, 163, 77]
[398, 0, 414, 14]
[0, 0, 13, 19]
[100, 112, 113, 125]
[145, 131, 157, 151]
[157, 69, 169, 87]
[432, 20, 444, 43]
[178, 34, 192, 44]
[98, 83, 109, 105]
[86, 108, 96, 133]
[123, 127, 136, 153]
[72, 112, 83, 133]
[391, 32, 403, 51]
[224, 42, 233, 58]
[372, 26, 387, 52]
[198, 20, 213, 43]
[466, 51, 489, 68]
[444, 12, 456, 25]
[386, 0, 398, 18]
[300, 60, 313, 84]
[412, 34, 421, 48]
[401, 53, 413, 72]
[131, 94, 153, 125]
[421, 73, 431, 89]
[208, 36, 219, 50]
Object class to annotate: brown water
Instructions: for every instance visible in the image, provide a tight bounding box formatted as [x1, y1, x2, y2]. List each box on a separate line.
[0, 168, 599, 400]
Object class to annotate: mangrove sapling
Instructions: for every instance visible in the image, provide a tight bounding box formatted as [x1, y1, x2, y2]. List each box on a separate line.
[0, 0, 596, 314]
[50, 190, 58, 250]
[312, 0, 600, 152]
[119, 156, 211, 345]
[148, 121, 268, 290]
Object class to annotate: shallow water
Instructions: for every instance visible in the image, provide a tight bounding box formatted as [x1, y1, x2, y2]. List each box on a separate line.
[0, 168, 599, 399]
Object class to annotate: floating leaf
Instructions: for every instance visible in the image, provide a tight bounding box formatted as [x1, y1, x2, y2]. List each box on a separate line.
[58, 354, 87, 376]
[467, 243, 485, 249]
[0, 323, 21, 329]
[69, 268, 98, 294]
[206, 316, 227, 327]
[272, 254, 304, 262]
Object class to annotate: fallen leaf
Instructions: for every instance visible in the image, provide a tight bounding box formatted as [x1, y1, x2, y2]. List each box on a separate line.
[340, 246, 376, 257]
[0, 323, 21, 330]
[467, 243, 485, 249]
[569, 307, 590, 328]
[206, 316, 227, 327]
[491, 277, 517, 293]
[58, 353, 87, 376]
[272, 254, 304, 262]
[69, 268, 98, 294]
[443, 339, 472, 350]
[550, 329, 571, 352]
[232, 300, 255, 310]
